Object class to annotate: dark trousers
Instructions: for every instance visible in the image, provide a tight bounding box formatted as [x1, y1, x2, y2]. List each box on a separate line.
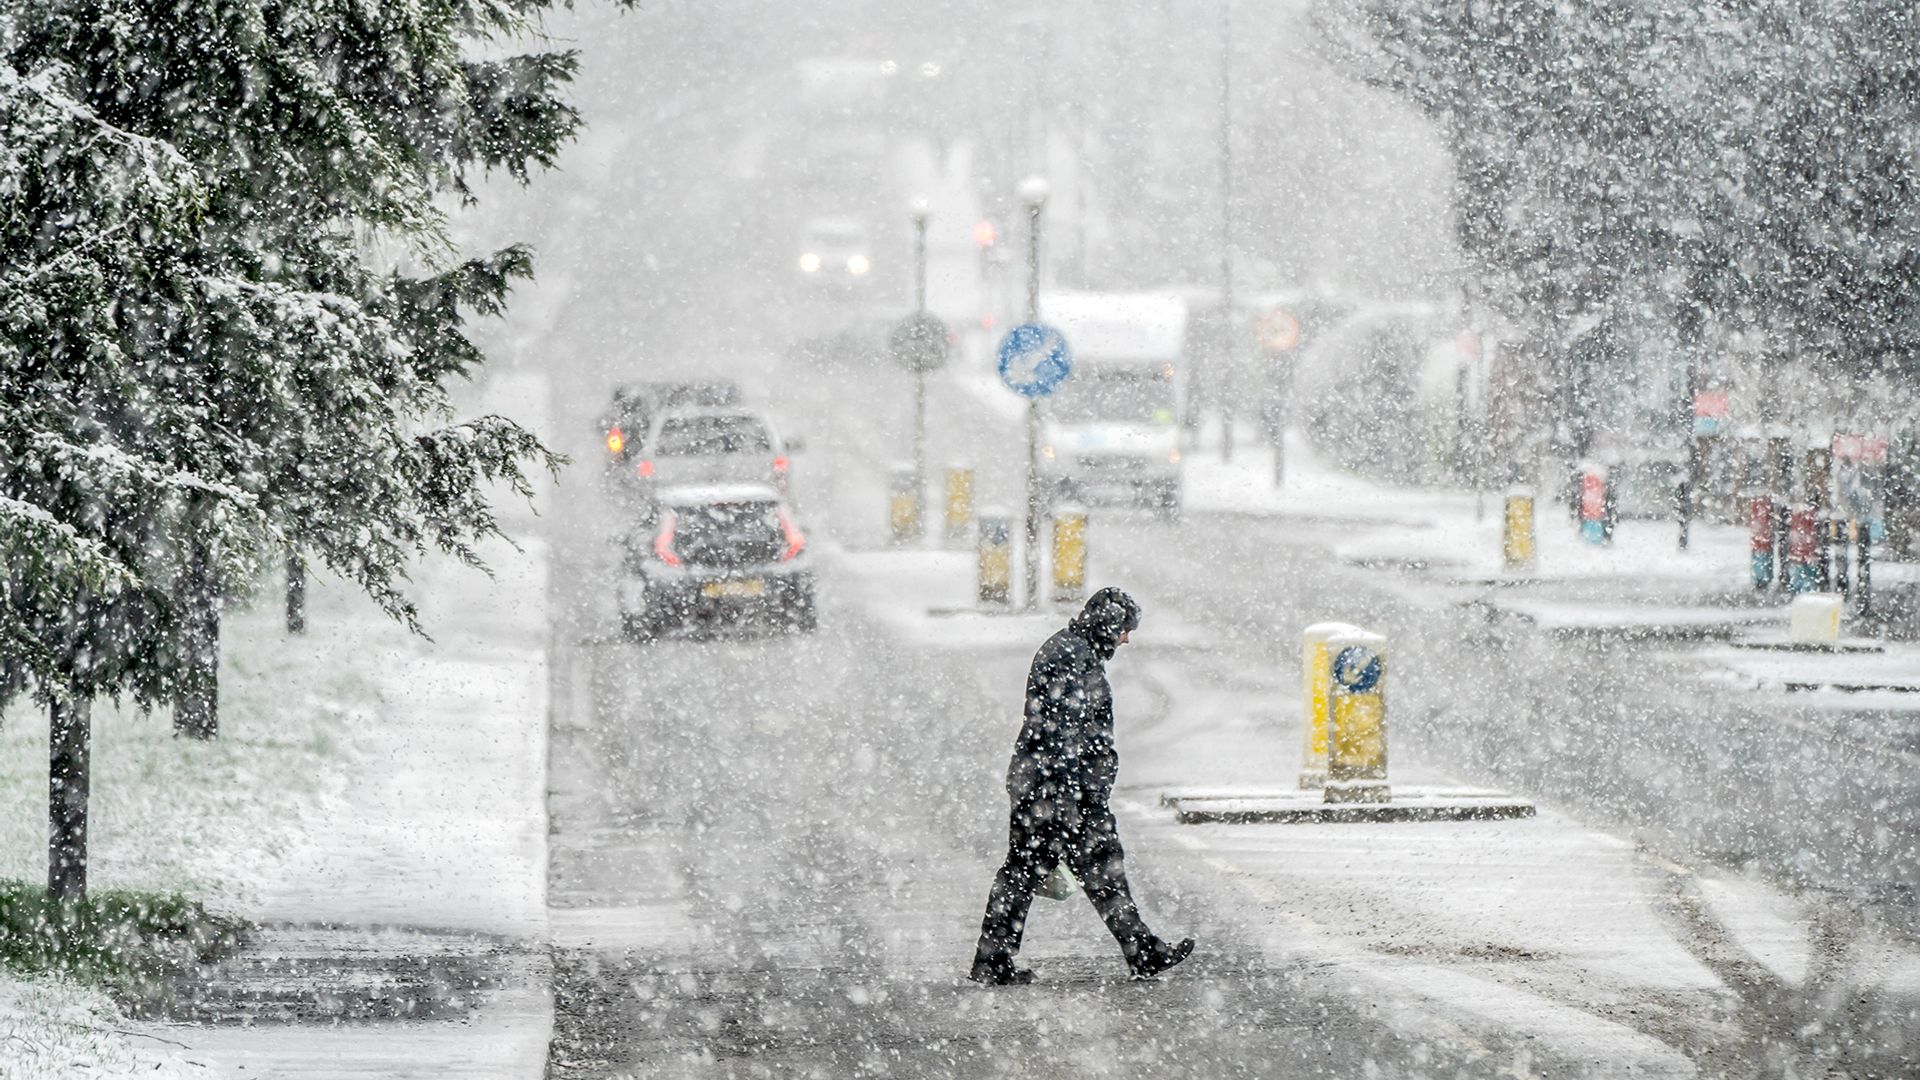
[974, 790, 1153, 961]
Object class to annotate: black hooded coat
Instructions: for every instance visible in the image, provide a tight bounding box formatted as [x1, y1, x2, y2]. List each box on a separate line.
[1005, 593, 1136, 803]
[975, 587, 1159, 967]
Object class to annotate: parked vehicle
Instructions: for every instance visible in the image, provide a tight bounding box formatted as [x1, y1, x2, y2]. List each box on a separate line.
[1037, 292, 1188, 518]
[618, 484, 816, 637]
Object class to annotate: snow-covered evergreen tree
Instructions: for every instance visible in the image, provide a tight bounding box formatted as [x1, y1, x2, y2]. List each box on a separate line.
[1, 0, 593, 898]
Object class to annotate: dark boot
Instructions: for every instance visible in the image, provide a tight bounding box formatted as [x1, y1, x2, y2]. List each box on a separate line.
[1126, 936, 1194, 979]
[968, 950, 1035, 986]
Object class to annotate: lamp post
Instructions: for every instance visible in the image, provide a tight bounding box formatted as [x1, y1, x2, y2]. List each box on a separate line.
[1217, 0, 1237, 463]
[911, 198, 930, 314]
[1019, 175, 1050, 611]
[910, 198, 931, 537]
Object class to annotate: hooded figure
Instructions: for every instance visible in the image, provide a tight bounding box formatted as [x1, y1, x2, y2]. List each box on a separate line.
[970, 587, 1194, 984]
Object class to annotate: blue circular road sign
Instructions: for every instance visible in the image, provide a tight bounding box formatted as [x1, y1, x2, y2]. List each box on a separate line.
[996, 323, 1072, 398]
[1332, 646, 1382, 694]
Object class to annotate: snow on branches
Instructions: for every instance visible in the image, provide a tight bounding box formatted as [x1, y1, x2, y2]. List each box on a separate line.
[1, 0, 580, 707]
[1322, 0, 1920, 376]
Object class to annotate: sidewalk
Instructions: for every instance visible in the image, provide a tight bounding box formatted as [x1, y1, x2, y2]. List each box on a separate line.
[1193, 429, 1750, 585]
[1190, 429, 1920, 650]
[151, 537, 552, 1079]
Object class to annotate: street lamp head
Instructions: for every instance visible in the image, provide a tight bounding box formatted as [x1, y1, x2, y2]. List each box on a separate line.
[909, 197, 930, 224]
[1018, 175, 1050, 209]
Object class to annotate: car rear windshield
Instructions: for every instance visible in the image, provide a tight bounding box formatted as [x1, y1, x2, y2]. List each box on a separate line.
[674, 501, 784, 566]
[663, 381, 741, 408]
[656, 415, 772, 456]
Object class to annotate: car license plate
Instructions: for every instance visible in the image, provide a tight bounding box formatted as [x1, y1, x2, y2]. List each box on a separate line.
[702, 579, 764, 598]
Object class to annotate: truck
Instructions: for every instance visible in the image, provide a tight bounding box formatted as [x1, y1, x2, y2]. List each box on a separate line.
[1037, 292, 1189, 518]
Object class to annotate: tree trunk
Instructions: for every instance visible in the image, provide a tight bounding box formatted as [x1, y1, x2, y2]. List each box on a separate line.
[174, 532, 220, 739]
[48, 695, 91, 903]
[286, 550, 307, 635]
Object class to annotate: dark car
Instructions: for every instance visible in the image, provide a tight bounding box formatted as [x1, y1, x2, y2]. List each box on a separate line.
[617, 483, 816, 638]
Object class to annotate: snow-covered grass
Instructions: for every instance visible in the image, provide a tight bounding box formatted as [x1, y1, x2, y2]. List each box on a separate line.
[0, 584, 373, 907]
[0, 885, 244, 993]
[0, 575, 383, 1076]
[0, 975, 209, 1080]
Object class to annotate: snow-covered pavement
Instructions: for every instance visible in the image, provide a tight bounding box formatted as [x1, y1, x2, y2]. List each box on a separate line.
[837, 541, 1920, 1074]
[152, 533, 553, 1078]
[517, 310, 1920, 1076]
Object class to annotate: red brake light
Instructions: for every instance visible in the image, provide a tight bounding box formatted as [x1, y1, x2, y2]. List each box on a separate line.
[637, 459, 654, 478]
[606, 426, 625, 455]
[773, 455, 789, 473]
[654, 513, 681, 567]
[778, 509, 806, 562]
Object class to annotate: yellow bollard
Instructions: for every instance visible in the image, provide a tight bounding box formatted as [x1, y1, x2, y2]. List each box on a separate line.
[977, 514, 1011, 605]
[944, 466, 974, 543]
[1299, 622, 1361, 789]
[1050, 506, 1087, 603]
[1323, 628, 1389, 804]
[1503, 487, 1536, 570]
[888, 466, 921, 545]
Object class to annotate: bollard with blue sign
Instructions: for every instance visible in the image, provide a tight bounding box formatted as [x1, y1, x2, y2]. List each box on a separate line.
[1298, 621, 1362, 789]
[1324, 628, 1390, 805]
[1160, 622, 1535, 823]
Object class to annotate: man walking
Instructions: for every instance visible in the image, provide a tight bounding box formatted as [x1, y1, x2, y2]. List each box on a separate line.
[970, 587, 1194, 984]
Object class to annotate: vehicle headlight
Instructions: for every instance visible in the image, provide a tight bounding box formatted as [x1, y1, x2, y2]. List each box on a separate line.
[847, 253, 871, 275]
[1168, 448, 1182, 464]
[1041, 444, 1055, 460]
[799, 252, 821, 273]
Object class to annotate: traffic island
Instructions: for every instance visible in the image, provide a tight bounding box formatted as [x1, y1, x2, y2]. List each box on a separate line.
[1161, 787, 1535, 824]
[1164, 623, 1535, 826]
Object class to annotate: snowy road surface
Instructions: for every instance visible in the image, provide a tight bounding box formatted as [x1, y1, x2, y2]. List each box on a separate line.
[530, 328, 1919, 1076]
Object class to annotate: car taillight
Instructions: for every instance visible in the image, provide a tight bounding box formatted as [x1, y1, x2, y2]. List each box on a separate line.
[654, 513, 681, 567]
[778, 509, 806, 562]
[606, 426, 625, 455]
[637, 459, 654, 478]
[773, 455, 789, 473]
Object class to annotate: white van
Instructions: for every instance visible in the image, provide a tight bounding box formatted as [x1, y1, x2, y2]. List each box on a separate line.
[1037, 292, 1189, 517]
